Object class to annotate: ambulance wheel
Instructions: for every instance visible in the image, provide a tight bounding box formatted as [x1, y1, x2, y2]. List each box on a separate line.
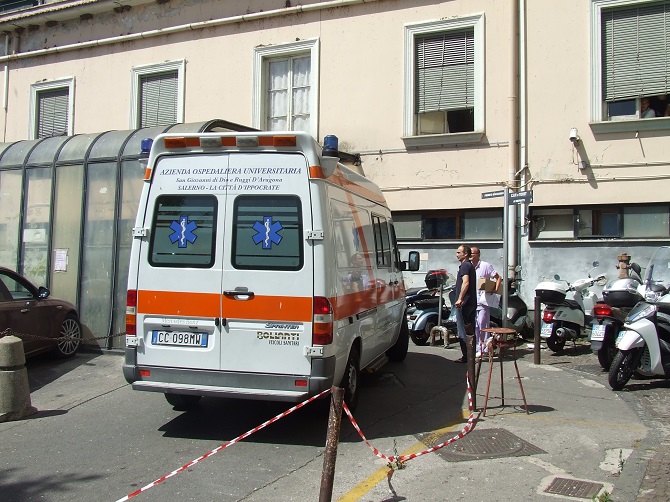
[342, 346, 360, 412]
[165, 393, 201, 411]
[387, 318, 409, 362]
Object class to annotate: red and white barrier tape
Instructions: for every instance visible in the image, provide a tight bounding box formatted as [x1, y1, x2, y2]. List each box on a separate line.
[342, 373, 479, 464]
[115, 388, 331, 502]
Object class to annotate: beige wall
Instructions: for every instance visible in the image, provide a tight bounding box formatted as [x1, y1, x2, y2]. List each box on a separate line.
[0, 0, 668, 213]
[525, 0, 669, 206]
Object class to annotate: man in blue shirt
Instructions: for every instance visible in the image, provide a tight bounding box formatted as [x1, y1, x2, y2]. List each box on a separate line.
[454, 244, 477, 363]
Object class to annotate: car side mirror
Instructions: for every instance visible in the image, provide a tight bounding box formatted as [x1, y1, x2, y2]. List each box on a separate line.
[38, 286, 50, 299]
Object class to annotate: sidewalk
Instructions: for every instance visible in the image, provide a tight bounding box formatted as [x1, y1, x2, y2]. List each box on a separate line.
[2, 343, 667, 501]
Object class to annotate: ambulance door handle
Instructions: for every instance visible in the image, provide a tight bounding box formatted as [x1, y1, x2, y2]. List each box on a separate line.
[215, 318, 219, 327]
[224, 289, 255, 300]
[215, 318, 227, 327]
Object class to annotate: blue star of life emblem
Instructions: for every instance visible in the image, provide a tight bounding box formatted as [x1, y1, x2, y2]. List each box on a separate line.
[252, 216, 283, 249]
[169, 215, 198, 248]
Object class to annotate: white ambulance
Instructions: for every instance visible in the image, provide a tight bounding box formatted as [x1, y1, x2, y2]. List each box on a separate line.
[122, 131, 419, 410]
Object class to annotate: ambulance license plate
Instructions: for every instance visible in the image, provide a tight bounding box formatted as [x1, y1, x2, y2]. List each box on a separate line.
[591, 324, 606, 341]
[152, 331, 208, 347]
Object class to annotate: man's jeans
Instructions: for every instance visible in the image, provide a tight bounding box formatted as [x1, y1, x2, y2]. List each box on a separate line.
[455, 307, 475, 340]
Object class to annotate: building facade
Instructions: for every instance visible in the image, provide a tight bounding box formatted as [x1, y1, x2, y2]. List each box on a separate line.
[0, 0, 668, 346]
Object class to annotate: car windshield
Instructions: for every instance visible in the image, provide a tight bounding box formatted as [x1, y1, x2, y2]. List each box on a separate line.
[644, 246, 670, 289]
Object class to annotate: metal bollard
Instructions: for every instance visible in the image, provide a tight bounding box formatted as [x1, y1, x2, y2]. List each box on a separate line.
[0, 335, 37, 422]
[534, 296, 542, 365]
[319, 387, 344, 502]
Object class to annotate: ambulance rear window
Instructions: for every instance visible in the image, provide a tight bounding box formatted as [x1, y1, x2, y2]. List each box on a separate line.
[148, 195, 217, 268]
[232, 195, 303, 270]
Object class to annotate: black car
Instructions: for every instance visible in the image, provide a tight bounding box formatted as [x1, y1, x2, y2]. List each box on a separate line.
[0, 267, 82, 358]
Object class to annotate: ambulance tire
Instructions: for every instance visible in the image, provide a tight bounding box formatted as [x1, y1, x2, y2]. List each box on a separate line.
[386, 318, 410, 362]
[342, 346, 360, 412]
[165, 393, 201, 411]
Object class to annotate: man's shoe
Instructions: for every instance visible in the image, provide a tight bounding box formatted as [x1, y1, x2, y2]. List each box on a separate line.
[455, 356, 467, 363]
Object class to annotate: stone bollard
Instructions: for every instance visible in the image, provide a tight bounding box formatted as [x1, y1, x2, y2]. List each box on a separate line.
[0, 335, 37, 422]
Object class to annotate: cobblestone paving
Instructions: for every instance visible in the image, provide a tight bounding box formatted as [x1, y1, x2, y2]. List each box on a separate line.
[517, 340, 670, 501]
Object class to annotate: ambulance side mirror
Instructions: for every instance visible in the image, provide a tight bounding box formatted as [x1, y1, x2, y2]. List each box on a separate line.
[401, 251, 420, 272]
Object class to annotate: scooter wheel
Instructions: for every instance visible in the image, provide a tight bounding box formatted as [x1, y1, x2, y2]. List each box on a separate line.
[546, 333, 566, 352]
[410, 330, 430, 346]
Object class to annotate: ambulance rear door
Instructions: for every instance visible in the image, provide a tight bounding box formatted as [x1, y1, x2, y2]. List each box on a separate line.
[220, 152, 314, 376]
[135, 153, 227, 371]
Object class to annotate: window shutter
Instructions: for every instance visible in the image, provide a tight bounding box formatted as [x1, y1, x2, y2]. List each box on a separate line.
[37, 88, 69, 138]
[140, 71, 178, 127]
[602, 2, 670, 101]
[415, 28, 474, 113]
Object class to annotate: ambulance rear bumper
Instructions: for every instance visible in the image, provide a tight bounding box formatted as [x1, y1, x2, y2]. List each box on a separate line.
[123, 349, 335, 403]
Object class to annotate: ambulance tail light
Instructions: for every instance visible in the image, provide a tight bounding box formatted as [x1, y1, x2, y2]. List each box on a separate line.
[312, 296, 333, 345]
[126, 289, 137, 336]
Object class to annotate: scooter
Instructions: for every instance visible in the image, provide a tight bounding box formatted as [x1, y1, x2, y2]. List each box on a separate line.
[590, 262, 643, 370]
[490, 279, 532, 339]
[609, 246, 670, 390]
[536, 262, 607, 352]
[406, 269, 452, 346]
[407, 284, 455, 346]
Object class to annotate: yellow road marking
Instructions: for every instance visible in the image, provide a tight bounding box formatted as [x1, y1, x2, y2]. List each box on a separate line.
[337, 409, 472, 502]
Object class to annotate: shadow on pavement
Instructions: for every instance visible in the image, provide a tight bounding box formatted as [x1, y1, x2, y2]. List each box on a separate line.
[25, 349, 103, 393]
[158, 350, 469, 448]
[0, 466, 103, 502]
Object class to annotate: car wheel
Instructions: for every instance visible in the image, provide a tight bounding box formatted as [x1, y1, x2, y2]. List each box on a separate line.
[341, 345, 360, 412]
[54, 314, 82, 358]
[386, 317, 409, 362]
[165, 393, 201, 410]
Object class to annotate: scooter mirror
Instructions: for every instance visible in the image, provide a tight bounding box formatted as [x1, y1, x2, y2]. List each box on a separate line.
[553, 274, 561, 281]
[596, 274, 608, 286]
[592, 260, 600, 267]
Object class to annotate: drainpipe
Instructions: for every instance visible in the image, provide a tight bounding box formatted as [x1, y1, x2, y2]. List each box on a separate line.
[508, 1, 520, 277]
[502, 0, 520, 325]
[2, 31, 12, 142]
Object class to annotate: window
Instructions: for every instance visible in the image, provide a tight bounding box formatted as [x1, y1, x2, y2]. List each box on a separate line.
[531, 205, 670, 240]
[591, 0, 670, 127]
[131, 60, 185, 128]
[232, 196, 303, 270]
[403, 15, 485, 147]
[253, 39, 319, 139]
[577, 208, 620, 237]
[372, 215, 392, 267]
[30, 78, 74, 139]
[149, 195, 217, 268]
[393, 210, 503, 241]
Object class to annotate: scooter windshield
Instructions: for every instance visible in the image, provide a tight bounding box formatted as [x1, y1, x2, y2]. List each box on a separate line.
[644, 246, 670, 289]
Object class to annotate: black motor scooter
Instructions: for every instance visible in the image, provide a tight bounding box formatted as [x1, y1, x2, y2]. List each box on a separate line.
[590, 262, 642, 370]
[490, 279, 532, 339]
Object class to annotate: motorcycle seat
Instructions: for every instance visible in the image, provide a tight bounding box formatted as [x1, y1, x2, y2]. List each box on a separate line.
[562, 299, 584, 312]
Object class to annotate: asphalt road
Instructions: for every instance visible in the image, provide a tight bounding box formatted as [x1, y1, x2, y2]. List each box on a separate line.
[1, 339, 668, 501]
